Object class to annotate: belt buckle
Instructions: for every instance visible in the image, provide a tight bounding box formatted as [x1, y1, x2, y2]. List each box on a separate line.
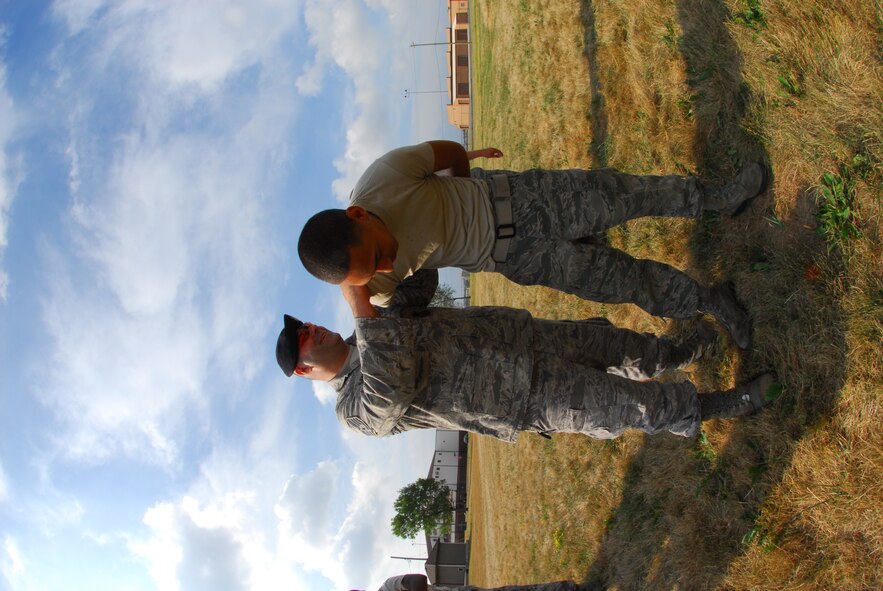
[496, 223, 515, 239]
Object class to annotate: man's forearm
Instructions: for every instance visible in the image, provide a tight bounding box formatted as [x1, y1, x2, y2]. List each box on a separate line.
[429, 141, 504, 178]
[466, 147, 504, 160]
[340, 285, 379, 318]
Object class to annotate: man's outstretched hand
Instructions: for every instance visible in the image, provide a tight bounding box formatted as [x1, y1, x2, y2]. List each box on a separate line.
[468, 147, 504, 159]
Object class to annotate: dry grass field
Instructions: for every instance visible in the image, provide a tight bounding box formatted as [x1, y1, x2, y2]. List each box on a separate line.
[464, 0, 881, 589]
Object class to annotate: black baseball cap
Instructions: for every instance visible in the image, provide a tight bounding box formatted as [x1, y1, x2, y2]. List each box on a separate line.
[275, 314, 304, 377]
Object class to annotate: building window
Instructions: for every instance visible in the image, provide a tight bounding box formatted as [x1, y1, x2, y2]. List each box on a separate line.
[455, 29, 468, 42]
[457, 55, 468, 67]
[457, 82, 469, 97]
[456, 12, 468, 24]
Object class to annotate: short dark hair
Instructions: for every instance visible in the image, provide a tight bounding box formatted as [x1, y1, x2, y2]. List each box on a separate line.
[297, 209, 361, 284]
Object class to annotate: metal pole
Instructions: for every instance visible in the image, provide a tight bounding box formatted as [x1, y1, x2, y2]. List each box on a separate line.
[410, 41, 471, 47]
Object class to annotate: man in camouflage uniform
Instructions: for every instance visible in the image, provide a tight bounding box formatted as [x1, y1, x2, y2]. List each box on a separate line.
[297, 141, 769, 347]
[274, 303, 772, 442]
[371, 573, 587, 591]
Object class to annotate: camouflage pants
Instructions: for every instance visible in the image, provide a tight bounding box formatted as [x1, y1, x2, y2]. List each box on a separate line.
[531, 316, 696, 380]
[473, 168, 705, 319]
[433, 583, 582, 591]
[525, 318, 701, 438]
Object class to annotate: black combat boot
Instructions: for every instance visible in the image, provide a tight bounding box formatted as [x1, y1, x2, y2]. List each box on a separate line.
[698, 283, 751, 349]
[700, 373, 776, 420]
[702, 161, 770, 216]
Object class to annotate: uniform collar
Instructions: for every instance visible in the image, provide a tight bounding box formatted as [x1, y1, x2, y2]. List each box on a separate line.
[328, 344, 360, 392]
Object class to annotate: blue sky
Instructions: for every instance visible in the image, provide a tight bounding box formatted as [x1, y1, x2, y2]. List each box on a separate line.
[0, 1, 467, 590]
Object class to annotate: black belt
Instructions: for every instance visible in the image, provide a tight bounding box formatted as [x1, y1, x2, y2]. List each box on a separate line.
[490, 174, 514, 264]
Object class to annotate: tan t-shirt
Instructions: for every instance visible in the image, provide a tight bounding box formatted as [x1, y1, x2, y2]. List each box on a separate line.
[350, 143, 495, 307]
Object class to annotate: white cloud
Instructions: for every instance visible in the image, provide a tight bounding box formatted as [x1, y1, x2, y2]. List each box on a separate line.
[6, 3, 460, 590]
[34, 0, 305, 466]
[133, 496, 248, 591]
[53, 0, 303, 92]
[298, 0, 430, 202]
[274, 430, 437, 590]
[129, 393, 307, 591]
[130, 414, 436, 591]
[296, 0, 382, 97]
[51, 0, 107, 35]
[1, 536, 24, 589]
[311, 381, 339, 405]
[295, 0, 459, 204]
[275, 461, 340, 547]
[337, 431, 437, 586]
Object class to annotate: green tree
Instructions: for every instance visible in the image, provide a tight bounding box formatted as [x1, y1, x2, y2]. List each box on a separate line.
[430, 283, 462, 308]
[391, 478, 455, 539]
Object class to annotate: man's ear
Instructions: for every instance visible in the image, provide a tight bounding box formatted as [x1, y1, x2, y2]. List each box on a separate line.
[345, 205, 368, 220]
[293, 364, 312, 377]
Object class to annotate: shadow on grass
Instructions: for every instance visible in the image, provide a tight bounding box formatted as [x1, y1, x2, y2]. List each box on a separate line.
[575, 0, 849, 588]
[579, 0, 609, 168]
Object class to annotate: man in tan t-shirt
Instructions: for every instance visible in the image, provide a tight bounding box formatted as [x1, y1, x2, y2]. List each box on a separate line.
[298, 141, 769, 348]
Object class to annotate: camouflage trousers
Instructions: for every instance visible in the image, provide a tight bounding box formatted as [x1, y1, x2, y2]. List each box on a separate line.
[531, 316, 699, 381]
[523, 317, 701, 439]
[434, 583, 582, 591]
[472, 167, 705, 319]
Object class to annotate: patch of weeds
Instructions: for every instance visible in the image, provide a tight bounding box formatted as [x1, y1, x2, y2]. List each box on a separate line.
[777, 67, 804, 98]
[764, 213, 784, 227]
[677, 94, 698, 119]
[741, 509, 777, 551]
[694, 432, 735, 497]
[552, 528, 565, 553]
[661, 20, 678, 50]
[742, 522, 778, 552]
[695, 430, 718, 463]
[733, 0, 767, 30]
[816, 158, 867, 255]
[749, 462, 768, 485]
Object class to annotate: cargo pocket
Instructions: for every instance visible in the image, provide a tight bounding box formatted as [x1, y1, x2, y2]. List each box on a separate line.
[448, 350, 516, 417]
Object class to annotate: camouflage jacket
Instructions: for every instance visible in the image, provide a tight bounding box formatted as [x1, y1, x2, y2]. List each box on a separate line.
[377, 574, 582, 591]
[334, 306, 535, 442]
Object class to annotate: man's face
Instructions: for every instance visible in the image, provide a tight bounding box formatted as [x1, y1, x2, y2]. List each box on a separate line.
[341, 206, 398, 286]
[294, 323, 347, 377]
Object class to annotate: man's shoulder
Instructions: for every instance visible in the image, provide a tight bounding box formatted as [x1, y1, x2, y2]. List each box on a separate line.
[332, 367, 375, 435]
[350, 143, 433, 202]
[333, 366, 384, 438]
